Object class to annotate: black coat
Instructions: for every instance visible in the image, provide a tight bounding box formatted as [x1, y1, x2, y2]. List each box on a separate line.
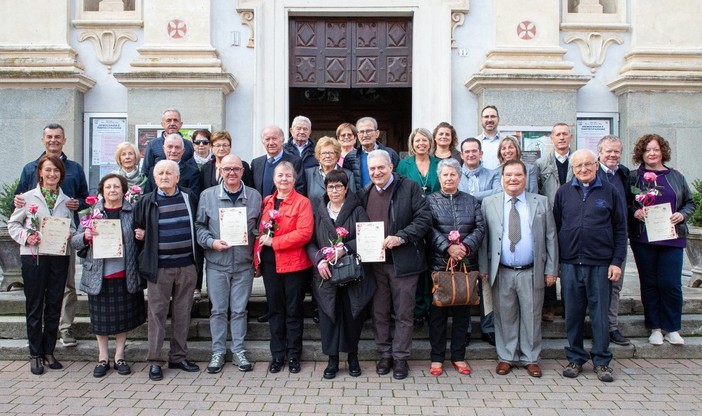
[199, 157, 253, 192]
[308, 192, 376, 322]
[342, 143, 400, 190]
[427, 190, 485, 271]
[251, 151, 306, 196]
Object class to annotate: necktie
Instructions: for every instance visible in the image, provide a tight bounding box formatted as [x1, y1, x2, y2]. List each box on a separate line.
[509, 196, 521, 252]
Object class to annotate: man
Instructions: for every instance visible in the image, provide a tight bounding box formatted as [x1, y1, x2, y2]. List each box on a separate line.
[458, 137, 501, 346]
[362, 150, 431, 380]
[477, 105, 501, 170]
[479, 160, 558, 378]
[284, 115, 318, 170]
[343, 117, 400, 189]
[196, 154, 262, 373]
[534, 122, 573, 322]
[14, 123, 88, 348]
[596, 135, 631, 346]
[141, 108, 196, 175]
[251, 125, 305, 199]
[145, 134, 201, 196]
[134, 159, 202, 381]
[553, 149, 627, 383]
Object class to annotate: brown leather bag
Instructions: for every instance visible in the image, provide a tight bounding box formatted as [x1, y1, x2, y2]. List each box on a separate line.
[431, 259, 481, 307]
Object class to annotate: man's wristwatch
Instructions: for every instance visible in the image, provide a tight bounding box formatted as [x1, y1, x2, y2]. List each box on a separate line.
[398, 237, 406, 245]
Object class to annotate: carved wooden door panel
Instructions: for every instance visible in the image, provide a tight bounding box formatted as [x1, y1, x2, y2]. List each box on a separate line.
[290, 17, 412, 88]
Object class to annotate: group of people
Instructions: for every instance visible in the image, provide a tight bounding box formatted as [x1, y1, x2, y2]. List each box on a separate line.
[7, 106, 694, 384]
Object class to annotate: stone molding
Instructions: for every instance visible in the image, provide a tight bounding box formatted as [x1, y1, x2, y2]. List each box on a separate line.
[78, 30, 138, 73]
[237, 9, 255, 48]
[0, 71, 96, 93]
[564, 32, 623, 73]
[465, 73, 590, 94]
[480, 47, 575, 74]
[113, 71, 238, 94]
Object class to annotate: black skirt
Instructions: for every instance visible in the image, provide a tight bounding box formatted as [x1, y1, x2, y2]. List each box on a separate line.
[88, 278, 146, 335]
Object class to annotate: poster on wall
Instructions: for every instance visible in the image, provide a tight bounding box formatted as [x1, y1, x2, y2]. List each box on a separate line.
[501, 126, 553, 164]
[576, 113, 619, 153]
[135, 124, 212, 158]
[84, 114, 128, 194]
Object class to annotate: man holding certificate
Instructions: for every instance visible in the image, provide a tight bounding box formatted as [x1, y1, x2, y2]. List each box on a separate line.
[362, 149, 431, 380]
[195, 155, 262, 373]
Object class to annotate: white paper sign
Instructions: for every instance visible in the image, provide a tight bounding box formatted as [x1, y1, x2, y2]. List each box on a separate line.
[355, 222, 386, 263]
[644, 203, 678, 242]
[92, 219, 124, 259]
[219, 207, 249, 246]
[38, 217, 71, 255]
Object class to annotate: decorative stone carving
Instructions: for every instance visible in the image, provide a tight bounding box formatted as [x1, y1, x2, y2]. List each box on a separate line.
[78, 30, 137, 72]
[450, 11, 466, 49]
[564, 32, 622, 73]
[238, 9, 255, 48]
[575, 0, 603, 14]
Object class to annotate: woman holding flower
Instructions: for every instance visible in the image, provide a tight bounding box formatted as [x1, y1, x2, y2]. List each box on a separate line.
[307, 170, 375, 379]
[253, 161, 314, 374]
[628, 134, 695, 345]
[8, 155, 75, 375]
[70, 173, 145, 377]
[426, 158, 485, 376]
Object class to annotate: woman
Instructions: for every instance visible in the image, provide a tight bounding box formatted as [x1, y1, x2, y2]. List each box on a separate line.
[253, 161, 314, 373]
[336, 123, 358, 167]
[8, 155, 74, 375]
[308, 170, 375, 379]
[70, 173, 145, 377]
[628, 134, 695, 345]
[426, 158, 485, 376]
[304, 136, 357, 205]
[113, 142, 148, 190]
[432, 122, 463, 165]
[497, 135, 538, 193]
[192, 129, 212, 169]
[200, 130, 253, 191]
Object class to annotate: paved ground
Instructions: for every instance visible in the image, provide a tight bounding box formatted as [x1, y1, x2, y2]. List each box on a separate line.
[1, 358, 701, 415]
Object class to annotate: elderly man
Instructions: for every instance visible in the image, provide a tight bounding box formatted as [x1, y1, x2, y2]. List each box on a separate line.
[145, 134, 201, 196]
[362, 149, 430, 380]
[596, 135, 631, 346]
[251, 125, 305, 198]
[14, 123, 89, 348]
[141, 108, 196, 175]
[477, 105, 502, 170]
[284, 115, 318, 170]
[480, 160, 558, 378]
[534, 122, 574, 322]
[196, 154, 262, 373]
[134, 160, 202, 381]
[343, 116, 400, 189]
[553, 149, 627, 383]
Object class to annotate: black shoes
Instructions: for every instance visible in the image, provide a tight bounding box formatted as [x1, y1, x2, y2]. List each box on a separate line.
[288, 357, 301, 373]
[323, 355, 339, 379]
[115, 359, 131, 375]
[257, 312, 269, 323]
[348, 353, 361, 377]
[312, 308, 320, 324]
[149, 365, 163, 381]
[269, 358, 284, 373]
[29, 356, 44, 375]
[376, 357, 393, 375]
[393, 359, 409, 380]
[610, 330, 631, 346]
[481, 332, 496, 346]
[93, 360, 110, 378]
[168, 359, 200, 372]
[43, 354, 63, 369]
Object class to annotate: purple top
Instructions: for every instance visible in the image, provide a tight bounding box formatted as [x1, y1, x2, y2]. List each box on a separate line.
[632, 166, 686, 248]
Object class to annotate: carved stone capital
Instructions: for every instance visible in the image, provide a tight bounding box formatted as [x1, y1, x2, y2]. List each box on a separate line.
[238, 9, 255, 48]
[450, 11, 467, 49]
[564, 32, 622, 73]
[78, 30, 138, 73]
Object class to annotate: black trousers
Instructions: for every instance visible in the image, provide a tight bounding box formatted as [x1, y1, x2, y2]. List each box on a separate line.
[319, 286, 366, 356]
[21, 255, 69, 357]
[261, 259, 309, 361]
[428, 303, 471, 362]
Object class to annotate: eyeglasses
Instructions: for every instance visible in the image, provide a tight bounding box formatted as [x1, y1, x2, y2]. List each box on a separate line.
[221, 167, 243, 174]
[358, 129, 376, 136]
[194, 140, 209, 145]
[572, 161, 597, 171]
[320, 151, 337, 157]
[326, 184, 345, 192]
[212, 144, 231, 149]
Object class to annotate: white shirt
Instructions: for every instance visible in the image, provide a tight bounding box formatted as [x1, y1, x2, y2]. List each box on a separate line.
[480, 133, 501, 170]
[500, 192, 534, 267]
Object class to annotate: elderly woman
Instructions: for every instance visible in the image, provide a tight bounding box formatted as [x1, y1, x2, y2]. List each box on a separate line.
[70, 173, 145, 377]
[200, 130, 253, 191]
[192, 129, 212, 169]
[113, 141, 148, 190]
[628, 134, 695, 346]
[304, 136, 357, 205]
[432, 122, 463, 165]
[308, 170, 375, 379]
[336, 123, 358, 167]
[8, 155, 74, 375]
[497, 135, 538, 193]
[426, 159, 484, 376]
[254, 161, 314, 374]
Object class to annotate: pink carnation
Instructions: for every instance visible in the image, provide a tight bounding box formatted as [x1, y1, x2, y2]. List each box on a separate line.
[27, 204, 38, 215]
[85, 195, 99, 205]
[643, 172, 658, 182]
[130, 185, 142, 194]
[269, 209, 280, 221]
[448, 230, 461, 243]
[336, 227, 349, 238]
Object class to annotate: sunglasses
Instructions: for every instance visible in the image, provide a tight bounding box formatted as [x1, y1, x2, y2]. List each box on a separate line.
[194, 140, 209, 145]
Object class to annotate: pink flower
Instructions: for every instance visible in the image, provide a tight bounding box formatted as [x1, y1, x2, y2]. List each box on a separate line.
[130, 185, 142, 195]
[85, 195, 99, 206]
[448, 230, 461, 244]
[336, 227, 349, 238]
[27, 204, 38, 215]
[643, 172, 658, 182]
[269, 210, 280, 221]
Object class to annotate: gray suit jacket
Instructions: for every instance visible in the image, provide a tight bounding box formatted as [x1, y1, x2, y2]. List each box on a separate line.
[534, 151, 573, 207]
[478, 192, 559, 287]
[458, 165, 501, 202]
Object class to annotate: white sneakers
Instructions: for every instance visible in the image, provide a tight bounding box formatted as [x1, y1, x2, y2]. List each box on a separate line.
[649, 329, 684, 345]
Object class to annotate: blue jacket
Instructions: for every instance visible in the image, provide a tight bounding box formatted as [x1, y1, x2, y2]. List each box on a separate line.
[141, 132, 196, 175]
[553, 176, 627, 267]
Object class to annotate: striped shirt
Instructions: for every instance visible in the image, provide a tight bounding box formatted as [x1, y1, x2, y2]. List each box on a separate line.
[156, 189, 194, 269]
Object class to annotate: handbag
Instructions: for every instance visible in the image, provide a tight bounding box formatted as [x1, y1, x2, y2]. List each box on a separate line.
[431, 259, 480, 307]
[328, 253, 364, 286]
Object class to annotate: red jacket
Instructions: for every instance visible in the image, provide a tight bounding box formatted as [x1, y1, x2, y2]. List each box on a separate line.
[254, 190, 314, 273]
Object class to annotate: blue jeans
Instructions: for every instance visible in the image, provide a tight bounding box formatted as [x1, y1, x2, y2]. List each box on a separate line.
[630, 242, 683, 332]
[560, 263, 612, 367]
[207, 267, 254, 354]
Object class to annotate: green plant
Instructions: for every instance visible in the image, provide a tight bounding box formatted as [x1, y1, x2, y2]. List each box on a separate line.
[0, 179, 19, 225]
[689, 179, 702, 227]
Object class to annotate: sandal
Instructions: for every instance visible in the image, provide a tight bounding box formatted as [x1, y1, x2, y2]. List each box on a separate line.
[429, 362, 443, 376]
[452, 360, 471, 375]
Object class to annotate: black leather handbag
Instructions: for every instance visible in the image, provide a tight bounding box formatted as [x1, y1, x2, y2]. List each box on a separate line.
[328, 253, 364, 286]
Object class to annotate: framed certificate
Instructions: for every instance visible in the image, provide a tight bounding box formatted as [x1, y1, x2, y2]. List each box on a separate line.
[38, 217, 71, 255]
[219, 207, 249, 246]
[92, 220, 124, 259]
[644, 203, 678, 242]
[355, 221, 386, 263]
